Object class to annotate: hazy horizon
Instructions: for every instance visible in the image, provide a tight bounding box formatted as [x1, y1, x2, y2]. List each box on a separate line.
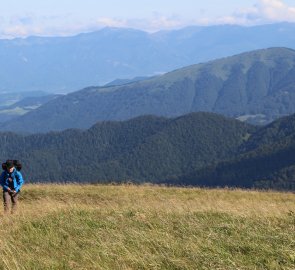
[1, 0, 295, 39]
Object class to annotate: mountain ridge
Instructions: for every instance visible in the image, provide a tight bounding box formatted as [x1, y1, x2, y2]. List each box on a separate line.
[1, 23, 295, 93]
[3, 47, 295, 133]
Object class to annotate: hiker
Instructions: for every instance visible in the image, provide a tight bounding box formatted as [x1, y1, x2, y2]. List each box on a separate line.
[0, 160, 24, 214]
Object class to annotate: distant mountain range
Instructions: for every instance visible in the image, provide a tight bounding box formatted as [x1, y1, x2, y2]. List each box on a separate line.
[1, 111, 294, 190]
[3, 47, 295, 133]
[1, 23, 295, 93]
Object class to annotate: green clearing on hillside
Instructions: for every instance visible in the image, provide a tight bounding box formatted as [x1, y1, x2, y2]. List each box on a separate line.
[0, 184, 294, 270]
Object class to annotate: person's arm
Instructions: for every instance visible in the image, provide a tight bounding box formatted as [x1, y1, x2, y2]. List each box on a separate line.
[0, 171, 10, 191]
[14, 171, 24, 192]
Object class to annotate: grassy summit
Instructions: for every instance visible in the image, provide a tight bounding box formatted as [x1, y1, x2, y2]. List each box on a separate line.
[0, 184, 294, 269]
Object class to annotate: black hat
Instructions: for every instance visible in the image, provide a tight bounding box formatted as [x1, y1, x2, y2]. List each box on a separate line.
[5, 160, 14, 169]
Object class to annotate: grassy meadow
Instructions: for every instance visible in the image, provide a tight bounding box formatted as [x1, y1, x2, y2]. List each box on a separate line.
[0, 184, 294, 270]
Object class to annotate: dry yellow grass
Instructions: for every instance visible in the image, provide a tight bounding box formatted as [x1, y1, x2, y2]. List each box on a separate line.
[0, 184, 294, 269]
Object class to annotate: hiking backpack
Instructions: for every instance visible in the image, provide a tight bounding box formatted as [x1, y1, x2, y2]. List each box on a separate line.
[2, 160, 22, 171]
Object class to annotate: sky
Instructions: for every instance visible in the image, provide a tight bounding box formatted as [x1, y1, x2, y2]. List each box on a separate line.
[1, 0, 295, 38]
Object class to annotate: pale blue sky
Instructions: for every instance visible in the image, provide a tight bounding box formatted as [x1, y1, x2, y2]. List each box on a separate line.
[1, 0, 295, 38]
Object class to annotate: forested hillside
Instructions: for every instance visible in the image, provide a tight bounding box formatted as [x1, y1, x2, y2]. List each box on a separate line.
[171, 114, 295, 190]
[0, 112, 254, 183]
[2, 112, 295, 189]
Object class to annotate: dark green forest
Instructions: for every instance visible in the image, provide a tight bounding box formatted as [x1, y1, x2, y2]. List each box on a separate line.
[1, 112, 295, 190]
[167, 114, 295, 190]
[0, 113, 252, 182]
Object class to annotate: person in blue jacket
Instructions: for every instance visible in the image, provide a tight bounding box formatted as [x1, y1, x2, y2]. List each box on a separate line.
[0, 160, 24, 214]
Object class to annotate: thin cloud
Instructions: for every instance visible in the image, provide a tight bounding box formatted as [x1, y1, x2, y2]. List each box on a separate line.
[95, 15, 185, 32]
[0, 14, 97, 38]
[258, 0, 295, 21]
[95, 17, 127, 28]
[0, 14, 187, 38]
[1, 0, 295, 38]
[149, 15, 185, 30]
[9, 14, 35, 25]
[214, 0, 295, 25]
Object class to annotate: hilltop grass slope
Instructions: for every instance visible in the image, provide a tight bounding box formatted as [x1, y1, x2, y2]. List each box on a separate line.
[0, 184, 294, 269]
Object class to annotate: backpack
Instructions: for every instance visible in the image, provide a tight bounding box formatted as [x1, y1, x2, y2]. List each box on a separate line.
[2, 160, 22, 171]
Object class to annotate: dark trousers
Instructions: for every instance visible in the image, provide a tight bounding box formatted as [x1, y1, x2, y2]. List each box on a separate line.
[3, 191, 19, 213]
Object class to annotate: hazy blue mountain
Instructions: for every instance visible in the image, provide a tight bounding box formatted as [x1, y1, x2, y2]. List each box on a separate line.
[3, 47, 295, 133]
[0, 93, 62, 123]
[1, 23, 295, 93]
[0, 91, 48, 109]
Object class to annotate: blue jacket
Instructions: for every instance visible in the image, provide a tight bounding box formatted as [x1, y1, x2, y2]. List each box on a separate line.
[0, 169, 24, 192]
